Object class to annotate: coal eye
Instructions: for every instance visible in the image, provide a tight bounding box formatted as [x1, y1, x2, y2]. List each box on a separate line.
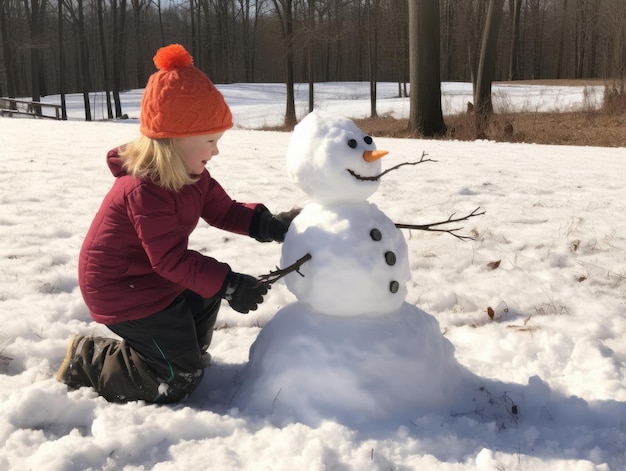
[348, 139, 358, 149]
[364, 136, 373, 145]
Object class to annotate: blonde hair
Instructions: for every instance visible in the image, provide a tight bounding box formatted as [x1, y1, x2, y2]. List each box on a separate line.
[119, 134, 196, 192]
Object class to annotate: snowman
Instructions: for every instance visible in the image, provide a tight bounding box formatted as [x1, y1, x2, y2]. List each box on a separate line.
[232, 111, 480, 428]
[280, 111, 411, 317]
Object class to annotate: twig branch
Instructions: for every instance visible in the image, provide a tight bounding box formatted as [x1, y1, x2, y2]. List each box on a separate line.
[375, 151, 436, 179]
[395, 207, 485, 241]
[256, 253, 312, 287]
[347, 151, 436, 181]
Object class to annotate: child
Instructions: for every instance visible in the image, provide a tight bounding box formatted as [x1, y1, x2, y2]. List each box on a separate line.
[56, 44, 298, 403]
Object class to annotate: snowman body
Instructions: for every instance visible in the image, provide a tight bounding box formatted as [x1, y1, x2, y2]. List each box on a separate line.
[281, 201, 410, 316]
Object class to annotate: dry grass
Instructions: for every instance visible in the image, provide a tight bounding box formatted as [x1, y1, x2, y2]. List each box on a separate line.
[352, 109, 625, 147]
[443, 110, 626, 147]
[262, 80, 626, 148]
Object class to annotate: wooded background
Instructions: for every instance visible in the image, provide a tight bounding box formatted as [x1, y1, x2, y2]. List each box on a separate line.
[1, 0, 625, 119]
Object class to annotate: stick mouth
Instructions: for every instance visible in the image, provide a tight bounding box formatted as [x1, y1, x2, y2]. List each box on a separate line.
[347, 152, 437, 182]
[346, 169, 380, 182]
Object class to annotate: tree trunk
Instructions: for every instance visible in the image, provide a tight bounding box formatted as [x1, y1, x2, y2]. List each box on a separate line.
[239, 0, 258, 83]
[156, 0, 165, 46]
[272, 0, 297, 126]
[214, 0, 235, 82]
[408, 0, 446, 137]
[97, 0, 114, 119]
[57, 0, 67, 119]
[391, 0, 408, 94]
[284, 0, 296, 127]
[76, 0, 92, 121]
[367, 0, 379, 118]
[474, 0, 504, 130]
[190, 0, 197, 60]
[508, 0, 522, 80]
[131, 0, 146, 87]
[530, 0, 545, 79]
[307, 0, 314, 112]
[441, 0, 454, 81]
[112, 0, 126, 118]
[24, 0, 43, 114]
[575, 0, 587, 79]
[556, 0, 568, 79]
[588, 0, 599, 77]
[0, 0, 18, 100]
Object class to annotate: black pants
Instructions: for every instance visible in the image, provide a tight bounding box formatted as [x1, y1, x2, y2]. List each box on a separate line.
[66, 290, 220, 403]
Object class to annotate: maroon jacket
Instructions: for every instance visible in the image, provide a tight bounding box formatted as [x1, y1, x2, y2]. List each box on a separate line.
[79, 148, 260, 325]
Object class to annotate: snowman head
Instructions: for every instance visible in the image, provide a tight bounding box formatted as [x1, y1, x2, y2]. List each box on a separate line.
[286, 111, 387, 203]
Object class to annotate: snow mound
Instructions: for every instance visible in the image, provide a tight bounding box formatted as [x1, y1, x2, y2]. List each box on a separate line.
[232, 301, 477, 429]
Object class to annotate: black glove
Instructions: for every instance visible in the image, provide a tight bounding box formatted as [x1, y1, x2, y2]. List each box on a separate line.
[251, 207, 301, 243]
[221, 271, 268, 313]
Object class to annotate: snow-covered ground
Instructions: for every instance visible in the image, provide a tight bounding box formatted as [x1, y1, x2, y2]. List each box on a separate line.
[1, 82, 624, 470]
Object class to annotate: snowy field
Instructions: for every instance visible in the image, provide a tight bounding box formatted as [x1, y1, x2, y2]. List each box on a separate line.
[1, 82, 625, 470]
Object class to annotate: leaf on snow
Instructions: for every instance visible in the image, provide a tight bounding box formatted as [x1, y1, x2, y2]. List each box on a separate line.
[487, 260, 501, 270]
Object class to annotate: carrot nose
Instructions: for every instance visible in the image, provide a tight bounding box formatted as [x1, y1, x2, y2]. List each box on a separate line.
[363, 150, 389, 162]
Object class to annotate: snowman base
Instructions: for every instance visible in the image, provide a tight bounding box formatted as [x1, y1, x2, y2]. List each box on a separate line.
[232, 302, 480, 429]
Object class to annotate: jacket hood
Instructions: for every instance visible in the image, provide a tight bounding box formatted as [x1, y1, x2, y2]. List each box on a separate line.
[107, 148, 128, 178]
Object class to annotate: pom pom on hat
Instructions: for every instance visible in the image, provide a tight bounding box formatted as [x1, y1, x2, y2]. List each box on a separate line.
[140, 44, 233, 139]
[153, 44, 193, 71]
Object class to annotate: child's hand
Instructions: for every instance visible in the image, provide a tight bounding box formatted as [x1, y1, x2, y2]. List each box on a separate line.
[221, 272, 268, 313]
[273, 208, 302, 236]
[251, 207, 302, 243]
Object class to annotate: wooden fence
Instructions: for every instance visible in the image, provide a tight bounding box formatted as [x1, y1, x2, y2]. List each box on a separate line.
[0, 98, 64, 120]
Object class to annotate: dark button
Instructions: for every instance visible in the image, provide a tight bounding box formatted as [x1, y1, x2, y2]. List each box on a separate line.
[370, 228, 382, 241]
[389, 281, 399, 293]
[385, 251, 396, 265]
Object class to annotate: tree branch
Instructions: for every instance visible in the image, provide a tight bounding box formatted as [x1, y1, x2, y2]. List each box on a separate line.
[375, 151, 436, 179]
[395, 207, 485, 241]
[256, 253, 312, 287]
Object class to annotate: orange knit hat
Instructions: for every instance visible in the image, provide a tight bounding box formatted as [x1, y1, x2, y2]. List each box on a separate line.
[140, 44, 233, 139]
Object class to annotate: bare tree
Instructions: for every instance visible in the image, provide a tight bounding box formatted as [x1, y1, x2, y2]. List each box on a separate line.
[574, 0, 589, 78]
[528, 0, 546, 79]
[366, 0, 380, 118]
[389, 0, 408, 95]
[0, 0, 19, 100]
[556, 0, 569, 78]
[130, 0, 149, 86]
[408, 0, 446, 136]
[612, 0, 626, 77]
[111, 0, 126, 117]
[97, 0, 114, 119]
[57, 0, 67, 118]
[237, 0, 264, 82]
[307, 0, 314, 112]
[150, 0, 165, 46]
[271, 0, 297, 126]
[508, 0, 522, 80]
[23, 0, 47, 112]
[63, 0, 93, 120]
[474, 0, 504, 132]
